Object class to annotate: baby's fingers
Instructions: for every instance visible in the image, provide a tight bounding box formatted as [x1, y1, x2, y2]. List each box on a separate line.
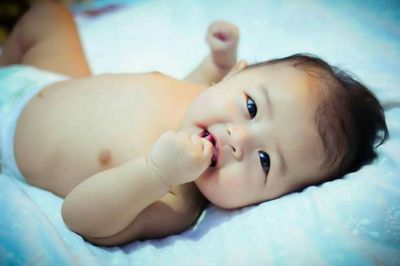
[190, 135, 213, 161]
[201, 138, 213, 160]
[207, 21, 239, 48]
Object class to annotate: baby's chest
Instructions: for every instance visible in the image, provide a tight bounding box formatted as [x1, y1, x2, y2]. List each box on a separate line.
[15, 74, 193, 186]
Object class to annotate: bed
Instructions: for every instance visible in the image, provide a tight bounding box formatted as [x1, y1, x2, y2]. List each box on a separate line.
[1, 0, 399, 265]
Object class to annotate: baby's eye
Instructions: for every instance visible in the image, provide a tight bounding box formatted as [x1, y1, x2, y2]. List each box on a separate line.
[258, 151, 270, 175]
[246, 95, 257, 119]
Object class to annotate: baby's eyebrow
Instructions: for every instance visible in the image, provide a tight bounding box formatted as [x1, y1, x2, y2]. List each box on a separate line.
[259, 84, 273, 119]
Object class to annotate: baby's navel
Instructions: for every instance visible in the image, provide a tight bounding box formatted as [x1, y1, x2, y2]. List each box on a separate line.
[98, 149, 112, 167]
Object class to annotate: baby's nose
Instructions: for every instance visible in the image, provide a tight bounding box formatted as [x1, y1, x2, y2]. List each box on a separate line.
[227, 124, 251, 160]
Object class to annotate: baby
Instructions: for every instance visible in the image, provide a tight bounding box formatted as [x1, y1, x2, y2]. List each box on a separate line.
[0, 1, 388, 246]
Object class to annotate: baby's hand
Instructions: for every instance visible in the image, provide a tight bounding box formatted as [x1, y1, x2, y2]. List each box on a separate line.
[147, 131, 213, 187]
[206, 20, 239, 70]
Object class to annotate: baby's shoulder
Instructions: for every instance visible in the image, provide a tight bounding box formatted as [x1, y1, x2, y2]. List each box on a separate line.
[146, 71, 163, 76]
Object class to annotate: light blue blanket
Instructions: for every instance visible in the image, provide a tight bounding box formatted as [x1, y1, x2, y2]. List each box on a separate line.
[1, 0, 400, 265]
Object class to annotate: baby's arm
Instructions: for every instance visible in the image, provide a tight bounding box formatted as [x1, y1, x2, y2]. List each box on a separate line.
[62, 132, 212, 245]
[184, 21, 239, 85]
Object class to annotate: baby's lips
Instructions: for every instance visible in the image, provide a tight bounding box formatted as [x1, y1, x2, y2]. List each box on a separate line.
[210, 156, 217, 167]
[199, 129, 218, 167]
[210, 149, 218, 167]
[204, 138, 217, 167]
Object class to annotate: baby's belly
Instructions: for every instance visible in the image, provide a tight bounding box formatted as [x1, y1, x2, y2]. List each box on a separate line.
[13, 73, 192, 196]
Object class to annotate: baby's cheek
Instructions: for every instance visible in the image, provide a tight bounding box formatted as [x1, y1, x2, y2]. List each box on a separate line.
[219, 163, 250, 189]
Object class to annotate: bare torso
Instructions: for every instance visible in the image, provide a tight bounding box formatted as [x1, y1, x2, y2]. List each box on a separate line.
[14, 72, 206, 200]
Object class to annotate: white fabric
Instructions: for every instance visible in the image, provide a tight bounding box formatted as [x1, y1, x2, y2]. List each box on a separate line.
[0, 65, 68, 182]
[1, 0, 399, 265]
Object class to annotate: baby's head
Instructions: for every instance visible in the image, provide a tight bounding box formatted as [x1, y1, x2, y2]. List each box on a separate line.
[181, 53, 388, 209]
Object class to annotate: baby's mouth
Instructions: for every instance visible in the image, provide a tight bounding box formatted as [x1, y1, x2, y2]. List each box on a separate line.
[199, 128, 218, 167]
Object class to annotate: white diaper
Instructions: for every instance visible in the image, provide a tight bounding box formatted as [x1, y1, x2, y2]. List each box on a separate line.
[0, 65, 68, 182]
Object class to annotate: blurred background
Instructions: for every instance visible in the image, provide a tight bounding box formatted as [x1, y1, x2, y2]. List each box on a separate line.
[0, 0, 399, 100]
[0, 0, 131, 44]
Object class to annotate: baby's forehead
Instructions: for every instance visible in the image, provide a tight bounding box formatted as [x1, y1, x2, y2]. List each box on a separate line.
[250, 64, 330, 169]
[249, 62, 319, 82]
[244, 60, 321, 79]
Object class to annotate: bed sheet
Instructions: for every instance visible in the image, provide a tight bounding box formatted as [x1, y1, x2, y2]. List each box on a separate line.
[1, 0, 400, 265]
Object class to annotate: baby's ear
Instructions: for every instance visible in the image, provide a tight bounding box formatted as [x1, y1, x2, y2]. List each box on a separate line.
[223, 60, 248, 80]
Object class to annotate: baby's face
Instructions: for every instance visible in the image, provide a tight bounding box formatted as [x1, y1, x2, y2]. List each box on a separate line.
[180, 62, 329, 209]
